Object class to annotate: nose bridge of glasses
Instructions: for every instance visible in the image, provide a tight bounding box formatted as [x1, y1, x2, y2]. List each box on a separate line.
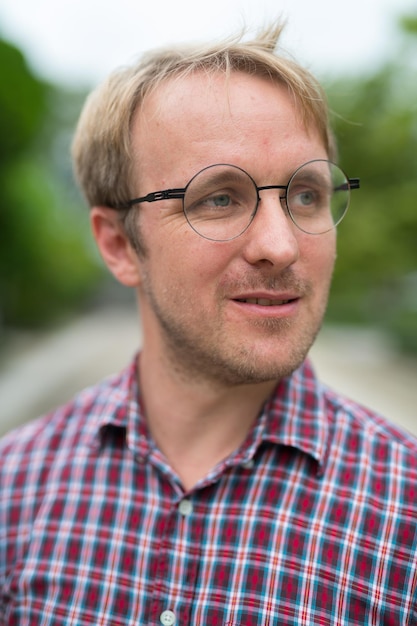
[256, 184, 288, 209]
[257, 184, 288, 195]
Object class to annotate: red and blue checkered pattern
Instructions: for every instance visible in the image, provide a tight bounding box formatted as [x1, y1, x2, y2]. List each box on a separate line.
[1, 357, 416, 624]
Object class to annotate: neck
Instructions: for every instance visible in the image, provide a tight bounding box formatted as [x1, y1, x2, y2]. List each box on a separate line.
[137, 348, 276, 491]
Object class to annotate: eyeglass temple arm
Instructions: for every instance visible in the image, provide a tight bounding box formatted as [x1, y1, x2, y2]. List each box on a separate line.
[121, 188, 186, 209]
[335, 178, 360, 192]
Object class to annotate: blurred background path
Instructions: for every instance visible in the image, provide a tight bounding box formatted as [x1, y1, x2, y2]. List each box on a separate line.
[1, 306, 416, 438]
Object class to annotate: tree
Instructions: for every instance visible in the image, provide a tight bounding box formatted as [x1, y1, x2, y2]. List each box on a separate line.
[0, 39, 101, 333]
[325, 15, 417, 353]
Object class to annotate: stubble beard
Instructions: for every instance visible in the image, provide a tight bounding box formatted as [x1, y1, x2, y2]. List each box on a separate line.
[140, 269, 329, 389]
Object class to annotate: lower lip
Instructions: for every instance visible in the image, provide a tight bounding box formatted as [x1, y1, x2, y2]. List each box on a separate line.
[231, 298, 300, 318]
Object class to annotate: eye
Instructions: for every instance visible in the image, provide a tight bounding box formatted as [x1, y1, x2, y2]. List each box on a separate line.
[297, 190, 316, 206]
[206, 193, 232, 208]
[289, 186, 321, 211]
[187, 187, 245, 216]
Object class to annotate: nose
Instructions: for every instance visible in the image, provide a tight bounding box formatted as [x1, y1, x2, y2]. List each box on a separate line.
[241, 191, 300, 269]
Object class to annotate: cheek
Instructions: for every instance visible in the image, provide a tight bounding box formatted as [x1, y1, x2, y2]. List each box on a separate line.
[304, 234, 336, 284]
[141, 221, 232, 293]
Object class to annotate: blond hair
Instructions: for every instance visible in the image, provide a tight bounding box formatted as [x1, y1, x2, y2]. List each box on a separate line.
[72, 23, 335, 211]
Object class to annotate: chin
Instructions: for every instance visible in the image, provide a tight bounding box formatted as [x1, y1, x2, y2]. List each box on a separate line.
[220, 327, 320, 386]
[212, 343, 311, 387]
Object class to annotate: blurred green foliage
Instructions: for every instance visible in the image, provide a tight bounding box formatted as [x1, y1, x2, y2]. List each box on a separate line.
[325, 16, 417, 354]
[0, 39, 102, 333]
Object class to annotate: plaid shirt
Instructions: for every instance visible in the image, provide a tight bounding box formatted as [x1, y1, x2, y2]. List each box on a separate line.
[1, 356, 416, 625]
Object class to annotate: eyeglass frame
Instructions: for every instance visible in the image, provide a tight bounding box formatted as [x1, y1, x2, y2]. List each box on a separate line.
[115, 159, 360, 239]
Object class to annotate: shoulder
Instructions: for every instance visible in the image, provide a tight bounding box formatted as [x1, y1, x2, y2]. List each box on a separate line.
[0, 362, 135, 475]
[321, 383, 417, 489]
[324, 382, 417, 450]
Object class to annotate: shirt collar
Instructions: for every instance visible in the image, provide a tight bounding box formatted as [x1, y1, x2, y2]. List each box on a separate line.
[89, 355, 330, 474]
[82, 356, 143, 451]
[259, 359, 330, 475]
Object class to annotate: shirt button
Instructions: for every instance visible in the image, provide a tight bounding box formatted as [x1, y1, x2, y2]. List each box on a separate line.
[242, 459, 255, 470]
[160, 609, 176, 625]
[178, 499, 193, 516]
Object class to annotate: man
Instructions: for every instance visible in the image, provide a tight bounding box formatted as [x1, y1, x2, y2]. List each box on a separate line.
[0, 23, 416, 625]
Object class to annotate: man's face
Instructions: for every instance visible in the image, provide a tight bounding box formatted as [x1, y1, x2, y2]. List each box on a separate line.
[130, 71, 336, 386]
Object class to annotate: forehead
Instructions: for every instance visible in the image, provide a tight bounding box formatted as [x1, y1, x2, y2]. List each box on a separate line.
[136, 70, 303, 131]
[131, 71, 327, 183]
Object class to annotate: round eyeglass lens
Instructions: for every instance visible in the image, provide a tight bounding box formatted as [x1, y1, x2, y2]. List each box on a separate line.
[285, 160, 350, 235]
[183, 164, 258, 241]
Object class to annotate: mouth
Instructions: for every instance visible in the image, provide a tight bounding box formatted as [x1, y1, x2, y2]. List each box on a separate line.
[235, 297, 294, 306]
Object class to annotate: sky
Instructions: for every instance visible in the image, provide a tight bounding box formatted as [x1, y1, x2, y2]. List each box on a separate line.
[0, 0, 416, 88]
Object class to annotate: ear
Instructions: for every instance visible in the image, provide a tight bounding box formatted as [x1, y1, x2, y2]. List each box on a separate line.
[90, 206, 142, 287]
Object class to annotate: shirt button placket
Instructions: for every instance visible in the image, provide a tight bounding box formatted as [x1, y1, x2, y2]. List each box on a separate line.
[153, 500, 194, 625]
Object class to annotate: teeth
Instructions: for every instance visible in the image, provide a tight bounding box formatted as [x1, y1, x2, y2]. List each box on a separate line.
[240, 298, 290, 306]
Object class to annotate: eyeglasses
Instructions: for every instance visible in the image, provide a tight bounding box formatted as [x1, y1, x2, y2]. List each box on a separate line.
[118, 160, 360, 242]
